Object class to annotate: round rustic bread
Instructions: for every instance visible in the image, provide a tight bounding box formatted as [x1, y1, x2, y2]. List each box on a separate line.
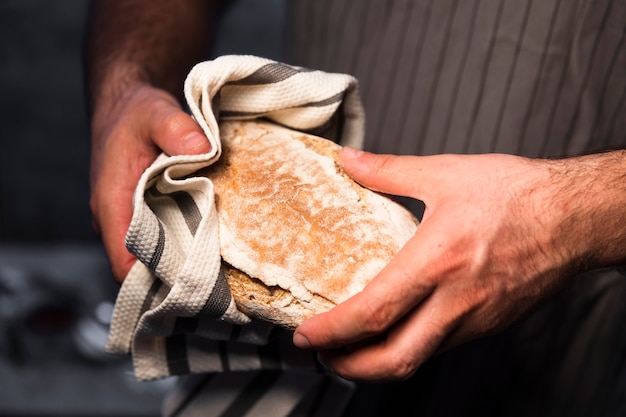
[198, 120, 419, 329]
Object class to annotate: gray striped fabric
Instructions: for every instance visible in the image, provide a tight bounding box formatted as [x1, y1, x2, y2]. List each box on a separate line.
[108, 0, 626, 413]
[287, 0, 626, 159]
[105, 55, 360, 416]
[162, 370, 355, 417]
[281, 1, 626, 416]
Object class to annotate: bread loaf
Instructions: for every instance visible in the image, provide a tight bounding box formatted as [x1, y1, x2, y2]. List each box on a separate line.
[198, 121, 418, 329]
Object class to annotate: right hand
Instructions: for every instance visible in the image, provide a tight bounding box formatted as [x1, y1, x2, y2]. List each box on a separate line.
[89, 84, 212, 282]
[294, 147, 626, 381]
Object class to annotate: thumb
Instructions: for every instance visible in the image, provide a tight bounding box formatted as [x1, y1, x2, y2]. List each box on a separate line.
[339, 146, 422, 198]
[148, 103, 212, 156]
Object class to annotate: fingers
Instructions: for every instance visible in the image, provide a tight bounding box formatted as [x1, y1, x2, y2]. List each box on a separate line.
[301, 275, 485, 381]
[147, 100, 212, 156]
[96, 197, 137, 282]
[339, 147, 468, 207]
[294, 230, 436, 349]
[314, 293, 457, 381]
[91, 87, 211, 283]
[90, 164, 140, 282]
[290, 194, 473, 380]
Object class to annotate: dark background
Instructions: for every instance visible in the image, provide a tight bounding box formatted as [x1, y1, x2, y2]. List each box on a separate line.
[0, 0, 286, 243]
[0, 1, 285, 415]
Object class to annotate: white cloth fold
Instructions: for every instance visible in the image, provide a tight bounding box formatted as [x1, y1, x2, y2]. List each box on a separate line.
[105, 55, 363, 416]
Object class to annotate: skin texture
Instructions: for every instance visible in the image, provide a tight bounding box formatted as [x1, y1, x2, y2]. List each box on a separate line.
[88, 86, 212, 281]
[293, 147, 626, 381]
[86, 0, 626, 382]
[85, 0, 221, 281]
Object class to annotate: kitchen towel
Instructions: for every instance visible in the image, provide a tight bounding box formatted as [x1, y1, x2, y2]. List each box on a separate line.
[105, 55, 364, 416]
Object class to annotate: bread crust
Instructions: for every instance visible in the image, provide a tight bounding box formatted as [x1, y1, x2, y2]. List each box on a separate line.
[222, 263, 334, 329]
[199, 121, 418, 329]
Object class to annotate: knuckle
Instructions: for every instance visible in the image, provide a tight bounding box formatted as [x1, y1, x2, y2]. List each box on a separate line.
[360, 295, 395, 334]
[422, 319, 451, 349]
[387, 352, 418, 380]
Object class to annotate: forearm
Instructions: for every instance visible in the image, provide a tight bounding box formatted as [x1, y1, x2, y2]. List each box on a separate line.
[84, 0, 221, 118]
[83, 1, 221, 281]
[538, 149, 626, 273]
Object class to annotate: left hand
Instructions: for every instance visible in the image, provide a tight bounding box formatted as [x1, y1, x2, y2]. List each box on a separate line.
[89, 85, 211, 282]
[293, 146, 587, 382]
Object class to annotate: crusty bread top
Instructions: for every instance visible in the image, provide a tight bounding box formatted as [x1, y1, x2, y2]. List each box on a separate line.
[198, 120, 418, 321]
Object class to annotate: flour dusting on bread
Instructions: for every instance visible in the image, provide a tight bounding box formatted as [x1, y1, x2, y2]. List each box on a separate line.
[198, 120, 418, 329]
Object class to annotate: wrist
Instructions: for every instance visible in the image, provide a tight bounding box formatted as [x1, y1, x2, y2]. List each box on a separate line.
[537, 151, 626, 273]
[87, 61, 150, 123]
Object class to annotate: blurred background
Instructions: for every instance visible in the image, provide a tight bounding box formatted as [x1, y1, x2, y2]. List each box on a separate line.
[0, 1, 285, 415]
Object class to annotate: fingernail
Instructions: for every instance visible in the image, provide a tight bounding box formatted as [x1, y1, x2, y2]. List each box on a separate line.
[341, 146, 364, 159]
[182, 132, 208, 151]
[293, 331, 312, 349]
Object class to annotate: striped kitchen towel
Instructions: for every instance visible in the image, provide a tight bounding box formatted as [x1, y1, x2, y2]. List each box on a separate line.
[105, 55, 363, 416]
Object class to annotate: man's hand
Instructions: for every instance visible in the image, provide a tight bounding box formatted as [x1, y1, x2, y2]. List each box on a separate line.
[85, 0, 217, 282]
[293, 147, 626, 382]
[89, 85, 211, 282]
